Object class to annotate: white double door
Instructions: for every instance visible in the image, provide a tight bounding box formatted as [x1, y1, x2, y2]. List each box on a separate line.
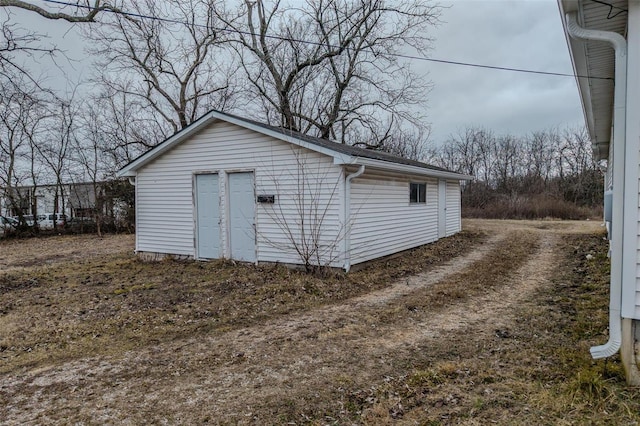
[195, 172, 255, 262]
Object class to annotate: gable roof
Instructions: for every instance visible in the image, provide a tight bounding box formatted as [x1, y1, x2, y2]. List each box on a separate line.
[118, 110, 471, 180]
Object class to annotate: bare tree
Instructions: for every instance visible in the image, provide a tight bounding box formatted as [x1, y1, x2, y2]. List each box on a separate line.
[522, 130, 557, 190]
[86, 0, 237, 136]
[491, 134, 521, 192]
[71, 98, 140, 235]
[557, 127, 601, 205]
[0, 12, 60, 93]
[367, 125, 430, 161]
[29, 98, 78, 228]
[91, 87, 165, 171]
[432, 127, 495, 181]
[0, 70, 46, 223]
[220, 0, 438, 147]
[428, 124, 603, 217]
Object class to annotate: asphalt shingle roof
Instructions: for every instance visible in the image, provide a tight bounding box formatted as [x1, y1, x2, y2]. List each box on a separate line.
[214, 110, 453, 173]
[120, 109, 462, 177]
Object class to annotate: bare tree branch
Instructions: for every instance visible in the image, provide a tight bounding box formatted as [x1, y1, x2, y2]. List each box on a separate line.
[0, 0, 123, 22]
[218, 0, 439, 149]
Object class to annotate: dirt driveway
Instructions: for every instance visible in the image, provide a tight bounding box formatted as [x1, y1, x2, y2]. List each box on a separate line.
[0, 219, 622, 425]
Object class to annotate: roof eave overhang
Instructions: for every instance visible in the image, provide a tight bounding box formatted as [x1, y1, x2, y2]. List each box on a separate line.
[337, 156, 473, 180]
[558, 0, 616, 161]
[116, 110, 457, 178]
[117, 110, 219, 177]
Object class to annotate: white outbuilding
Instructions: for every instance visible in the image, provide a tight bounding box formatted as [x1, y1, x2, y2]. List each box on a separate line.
[118, 110, 471, 271]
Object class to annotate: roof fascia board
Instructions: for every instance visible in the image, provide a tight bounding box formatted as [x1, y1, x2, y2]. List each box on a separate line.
[348, 157, 473, 180]
[559, 0, 598, 142]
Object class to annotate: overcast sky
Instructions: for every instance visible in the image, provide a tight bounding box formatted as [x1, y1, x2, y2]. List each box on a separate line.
[11, 0, 585, 146]
[425, 0, 584, 144]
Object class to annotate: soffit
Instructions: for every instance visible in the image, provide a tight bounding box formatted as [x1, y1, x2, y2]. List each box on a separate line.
[560, 0, 627, 160]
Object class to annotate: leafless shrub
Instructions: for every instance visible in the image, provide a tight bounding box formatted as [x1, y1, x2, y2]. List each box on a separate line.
[258, 149, 345, 273]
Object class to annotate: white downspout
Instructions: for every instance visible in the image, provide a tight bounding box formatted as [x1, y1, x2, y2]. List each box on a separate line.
[344, 165, 365, 272]
[566, 13, 627, 359]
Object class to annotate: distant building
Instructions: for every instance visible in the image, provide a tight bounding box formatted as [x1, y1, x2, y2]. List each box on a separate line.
[0, 181, 133, 226]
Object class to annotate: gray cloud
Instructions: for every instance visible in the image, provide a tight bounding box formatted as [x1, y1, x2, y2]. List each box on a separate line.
[422, 0, 584, 144]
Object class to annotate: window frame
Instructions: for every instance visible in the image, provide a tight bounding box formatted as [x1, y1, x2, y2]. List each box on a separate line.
[409, 182, 427, 204]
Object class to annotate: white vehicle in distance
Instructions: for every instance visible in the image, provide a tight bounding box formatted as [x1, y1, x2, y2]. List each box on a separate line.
[13, 214, 45, 227]
[40, 213, 67, 229]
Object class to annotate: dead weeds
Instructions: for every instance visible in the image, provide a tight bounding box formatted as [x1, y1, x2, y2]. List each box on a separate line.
[341, 229, 640, 425]
[2, 221, 637, 425]
[0, 230, 484, 374]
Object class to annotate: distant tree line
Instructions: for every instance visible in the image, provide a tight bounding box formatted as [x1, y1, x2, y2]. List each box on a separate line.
[427, 127, 603, 219]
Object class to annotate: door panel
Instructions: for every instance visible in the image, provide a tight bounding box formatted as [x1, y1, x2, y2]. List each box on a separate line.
[228, 172, 256, 262]
[195, 174, 220, 259]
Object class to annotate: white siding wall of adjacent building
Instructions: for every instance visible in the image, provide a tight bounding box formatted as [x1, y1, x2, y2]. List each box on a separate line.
[348, 173, 439, 265]
[135, 120, 343, 266]
[606, 139, 614, 190]
[628, 4, 640, 320]
[445, 181, 462, 236]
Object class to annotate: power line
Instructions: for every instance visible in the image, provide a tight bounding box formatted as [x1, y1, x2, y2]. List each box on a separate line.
[36, 0, 613, 81]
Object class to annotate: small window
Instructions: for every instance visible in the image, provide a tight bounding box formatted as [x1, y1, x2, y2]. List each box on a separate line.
[410, 182, 426, 203]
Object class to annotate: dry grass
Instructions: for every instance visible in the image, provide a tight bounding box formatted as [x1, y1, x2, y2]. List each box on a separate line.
[2, 221, 639, 425]
[379, 230, 537, 319]
[340, 231, 640, 425]
[0, 230, 484, 374]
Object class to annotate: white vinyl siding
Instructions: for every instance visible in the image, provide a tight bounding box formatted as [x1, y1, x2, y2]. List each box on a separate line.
[445, 181, 462, 236]
[256, 160, 345, 267]
[349, 173, 439, 265]
[135, 120, 342, 266]
[635, 188, 640, 318]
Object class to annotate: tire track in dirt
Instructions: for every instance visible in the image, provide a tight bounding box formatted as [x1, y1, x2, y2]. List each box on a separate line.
[377, 233, 558, 348]
[203, 231, 508, 347]
[167, 232, 558, 421]
[165, 231, 559, 422]
[1, 228, 559, 424]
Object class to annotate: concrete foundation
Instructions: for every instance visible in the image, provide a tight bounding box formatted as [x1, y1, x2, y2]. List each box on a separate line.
[622, 318, 640, 385]
[137, 251, 193, 262]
